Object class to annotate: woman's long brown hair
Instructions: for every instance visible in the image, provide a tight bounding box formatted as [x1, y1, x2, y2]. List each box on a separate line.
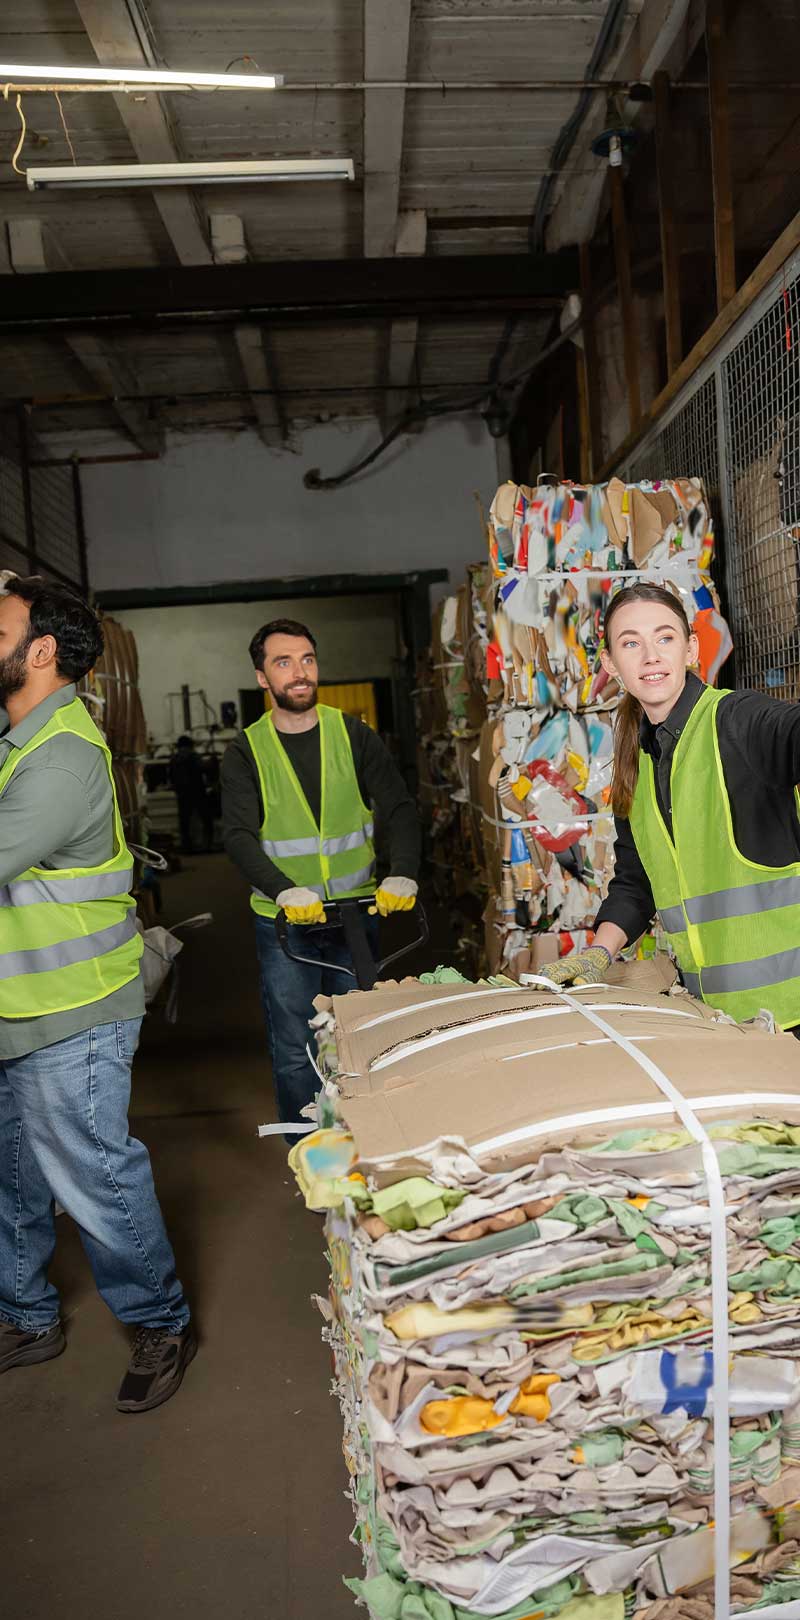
[603, 584, 692, 818]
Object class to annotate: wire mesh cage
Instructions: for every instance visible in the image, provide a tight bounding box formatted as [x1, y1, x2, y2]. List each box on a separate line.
[616, 249, 800, 697]
[628, 376, 720, 509]
[723, 270, 800, 697]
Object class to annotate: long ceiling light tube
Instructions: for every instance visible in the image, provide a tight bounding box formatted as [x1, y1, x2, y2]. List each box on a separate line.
[0, 62, 282, 90]
[26, 159, 354, 192]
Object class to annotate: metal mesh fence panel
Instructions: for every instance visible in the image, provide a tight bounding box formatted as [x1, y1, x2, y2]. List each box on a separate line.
[722, 270, 800, 697]
[613, 248, 800, 696]
[627, 376, 720, 513]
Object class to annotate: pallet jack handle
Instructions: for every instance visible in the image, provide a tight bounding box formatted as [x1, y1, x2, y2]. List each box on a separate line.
[275, 894, 429, 991]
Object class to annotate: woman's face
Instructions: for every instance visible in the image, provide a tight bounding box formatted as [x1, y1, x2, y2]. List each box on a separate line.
[600, 600, 699, 722]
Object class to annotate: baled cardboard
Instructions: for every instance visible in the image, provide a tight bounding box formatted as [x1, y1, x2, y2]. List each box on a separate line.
[329, 969, 800, 1169]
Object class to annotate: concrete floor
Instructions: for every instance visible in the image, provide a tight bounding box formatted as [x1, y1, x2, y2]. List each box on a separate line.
[2, 854, 378, 1620]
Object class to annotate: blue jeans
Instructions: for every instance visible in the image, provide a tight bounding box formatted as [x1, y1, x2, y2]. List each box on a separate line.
[0, 1019, 189, 1333]
[255, 915, 378, 1125]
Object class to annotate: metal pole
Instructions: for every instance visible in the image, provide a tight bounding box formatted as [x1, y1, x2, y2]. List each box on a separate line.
[16, 406, 37, 571]
[72, 459, 90, 595]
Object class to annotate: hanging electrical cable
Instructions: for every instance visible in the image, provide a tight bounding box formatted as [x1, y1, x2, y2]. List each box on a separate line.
[468, 0, 632, 460]
[303, 308, 585, 491]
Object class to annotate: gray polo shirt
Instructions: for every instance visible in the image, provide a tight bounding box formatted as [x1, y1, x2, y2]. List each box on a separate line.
[0, 683, 144, 1060]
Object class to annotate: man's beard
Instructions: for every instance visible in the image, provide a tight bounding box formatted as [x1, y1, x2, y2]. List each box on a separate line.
[269, 679, 318, 714]
[0, 635, 31, 707]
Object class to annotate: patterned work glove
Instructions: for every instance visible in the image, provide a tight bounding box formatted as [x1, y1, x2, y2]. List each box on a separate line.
[538, 945, 612, 987]
[371, 877, 418, 918]
[277, 886, 327, 925]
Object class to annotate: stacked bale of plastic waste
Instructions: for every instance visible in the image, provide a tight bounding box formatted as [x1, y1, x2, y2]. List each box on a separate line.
[415, 566, 493, 974]
[292, 965, 800, 1620]
[479, 476, 732, 977]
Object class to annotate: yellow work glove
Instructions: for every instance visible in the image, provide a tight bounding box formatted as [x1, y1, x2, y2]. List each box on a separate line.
[538, 945, 612, 987]
[370, 877, 418, 919]
[277, 886, 327, 926]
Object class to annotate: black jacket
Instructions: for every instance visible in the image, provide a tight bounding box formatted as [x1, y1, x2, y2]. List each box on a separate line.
[221, 710, 420, 903]
[595, 672, 800, 945]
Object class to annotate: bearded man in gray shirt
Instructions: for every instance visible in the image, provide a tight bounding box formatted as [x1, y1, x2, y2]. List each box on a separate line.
[0, 575, 195, 1413]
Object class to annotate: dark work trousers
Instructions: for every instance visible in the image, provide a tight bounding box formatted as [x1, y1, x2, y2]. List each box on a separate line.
[176, 790, 214, 854]
[254, 913, 379, 1133]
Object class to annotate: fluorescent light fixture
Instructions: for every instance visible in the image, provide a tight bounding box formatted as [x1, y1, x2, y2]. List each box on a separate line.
[0, 62, 282, 90]
[26, 158, 354, 192]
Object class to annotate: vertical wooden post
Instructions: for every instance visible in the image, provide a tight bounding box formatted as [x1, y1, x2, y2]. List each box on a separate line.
[609, 164, 641, 433]
[706, 0, 736, 311]
[575, 348, 591, 485]
[579, 242, 602, 478]
[653, 70, 683, 377]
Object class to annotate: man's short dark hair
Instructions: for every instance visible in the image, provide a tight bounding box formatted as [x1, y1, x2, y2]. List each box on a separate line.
[4, 575, 104, 681]
[249, 617, 317, 671]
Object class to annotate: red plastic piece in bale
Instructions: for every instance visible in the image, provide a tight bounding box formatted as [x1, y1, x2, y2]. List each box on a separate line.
[521, 760, 590, 852]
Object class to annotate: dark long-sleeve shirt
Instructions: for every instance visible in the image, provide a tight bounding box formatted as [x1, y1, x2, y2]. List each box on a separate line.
[596, 671, 800, 945]
[221, 710, 420, 902]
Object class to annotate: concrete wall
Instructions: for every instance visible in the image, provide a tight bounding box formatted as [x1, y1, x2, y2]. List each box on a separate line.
[114, 594, 400, 745]
[81, 415, 497, 594]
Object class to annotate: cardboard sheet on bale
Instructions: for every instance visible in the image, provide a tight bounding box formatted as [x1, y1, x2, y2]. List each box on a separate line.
[328, 967, 800, 1170]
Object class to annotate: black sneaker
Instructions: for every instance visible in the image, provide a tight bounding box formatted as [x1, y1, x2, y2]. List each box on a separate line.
[116, 1323, 197, 1414]
[0, 1318, 65, 1374]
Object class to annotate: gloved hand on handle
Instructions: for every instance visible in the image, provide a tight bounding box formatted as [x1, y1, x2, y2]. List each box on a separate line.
[277, 886, 327, 926]
[370, 876, 418, 919]
[538, 945, 612, 988]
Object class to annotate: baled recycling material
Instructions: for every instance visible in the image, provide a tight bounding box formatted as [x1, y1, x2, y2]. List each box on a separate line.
[415, 477, 732, 979]
[291, 962, 800, 1619]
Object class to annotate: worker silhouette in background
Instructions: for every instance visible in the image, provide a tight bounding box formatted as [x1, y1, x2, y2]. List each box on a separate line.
[171, 734, 214, 854]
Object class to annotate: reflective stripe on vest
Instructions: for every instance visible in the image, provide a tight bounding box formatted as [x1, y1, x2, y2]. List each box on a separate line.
[0, 914, 138, 980]
[260, 823, 374, 862]
[629, 684, 800, 1027]
[244, 705, 376, 919]
[0, 867, 134, 907]
[0, 696, 142, 1018]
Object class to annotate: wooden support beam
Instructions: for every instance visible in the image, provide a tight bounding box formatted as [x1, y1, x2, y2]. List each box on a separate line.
[653, 70, 683, 376]
[232, 325, 289, 449]
[363, 0, 413, 258]
[545, 0, 700, 251]
[209, 212, 289, 447]
[706, 0, 736, 311]
[600, 200, 800, 477]
[579, 243, 602, 478]
[382, 210, 426, 433]
[6, 220, 161, 454]
[74, 0, 212, 267]
[609, 165, 641, 434]
[0, 252, 579, 332]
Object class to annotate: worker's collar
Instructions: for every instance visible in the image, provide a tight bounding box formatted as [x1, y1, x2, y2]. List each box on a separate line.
[0, 682, 76, 748]
[639, 670, 705, 755]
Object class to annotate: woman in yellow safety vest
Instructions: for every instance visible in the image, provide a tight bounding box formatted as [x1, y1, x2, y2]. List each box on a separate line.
[541, 582, 800, 1034]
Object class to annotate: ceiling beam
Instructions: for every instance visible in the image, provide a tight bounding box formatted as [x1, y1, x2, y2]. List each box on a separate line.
[545, 0, 702, 250]
[232, 325, 289, 448]
[5, 220, 161, 453]
[73, 0, 212, 266]
[0, 251, 578, 334]
[382, 209, 426, 434]
[209, 211, 289, 448]
[363, 0, 413, 258]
